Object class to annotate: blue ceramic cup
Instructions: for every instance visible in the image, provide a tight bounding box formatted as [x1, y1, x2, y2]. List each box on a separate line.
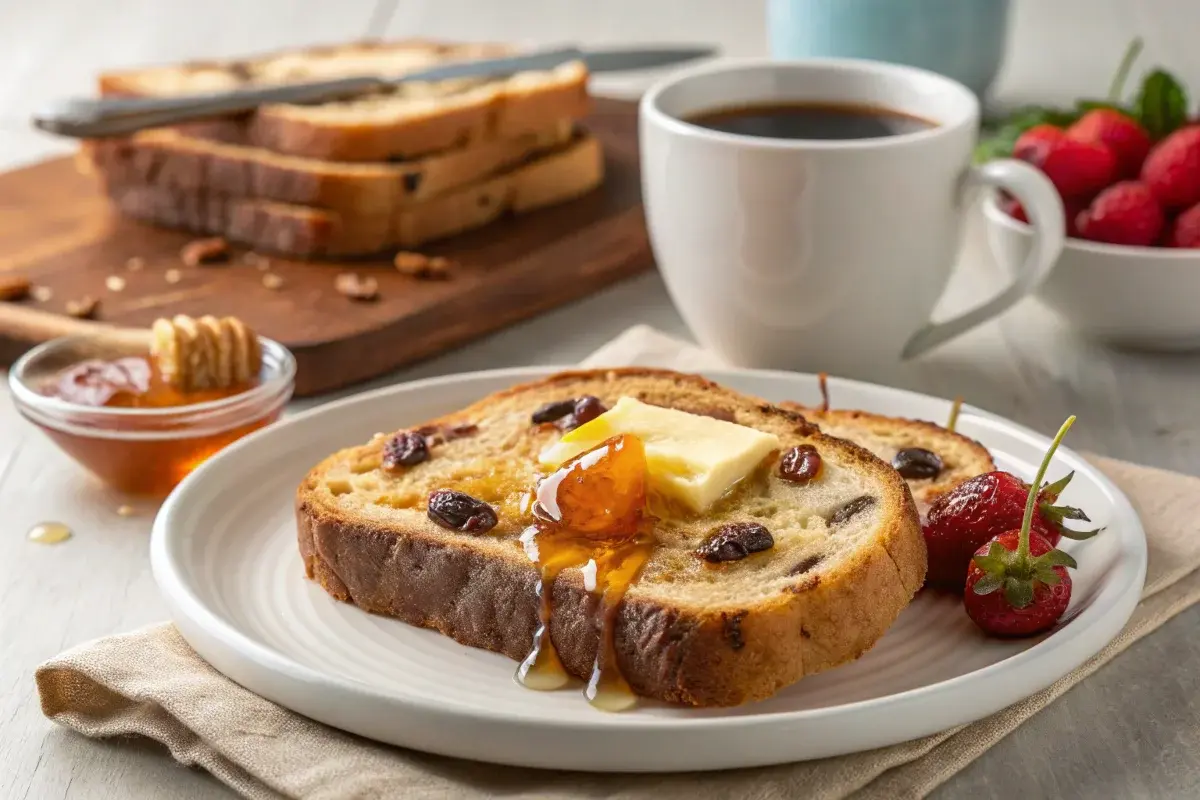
[767, 0, 1011, 98]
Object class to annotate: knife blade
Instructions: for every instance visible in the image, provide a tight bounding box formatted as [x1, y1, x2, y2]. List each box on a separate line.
[33, 45, 716, 139]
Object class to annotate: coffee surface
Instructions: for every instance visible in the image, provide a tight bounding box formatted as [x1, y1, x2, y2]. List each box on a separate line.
[688, 102, 935, 140]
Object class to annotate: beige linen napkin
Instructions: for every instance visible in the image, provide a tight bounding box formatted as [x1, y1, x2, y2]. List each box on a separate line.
[37, 325, 1200, 800]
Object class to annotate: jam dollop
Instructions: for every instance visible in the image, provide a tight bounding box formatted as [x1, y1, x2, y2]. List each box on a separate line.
[518, 433, 655, 711]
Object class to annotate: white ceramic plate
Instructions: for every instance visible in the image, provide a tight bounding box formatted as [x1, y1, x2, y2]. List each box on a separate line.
[151, 367, 1146, 772]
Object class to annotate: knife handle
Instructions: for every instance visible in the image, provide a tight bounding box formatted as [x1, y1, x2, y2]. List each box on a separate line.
[32, 76, 384, 138]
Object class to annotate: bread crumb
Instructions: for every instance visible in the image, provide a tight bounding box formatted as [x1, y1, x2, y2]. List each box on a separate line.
[125, 257, 145, 272]
[180, 237, 229, 266]
[105, 275, 126, 292]
[164, 269, 183, 284]
[262, 273, 285, 290]
[393, 251, 451, 280]
[65, 296, 99, 319]
[31, 285, 53, 302]
[0, 275, 31, 301]
[335, 272, 379, 301]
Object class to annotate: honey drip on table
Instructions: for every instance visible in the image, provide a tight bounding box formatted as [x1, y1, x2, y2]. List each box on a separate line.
[27, 522, 72, 545]
[516, 434, 654, 711]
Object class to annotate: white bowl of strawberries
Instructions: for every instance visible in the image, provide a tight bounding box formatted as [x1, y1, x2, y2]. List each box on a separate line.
[981, 41, 1200, 349]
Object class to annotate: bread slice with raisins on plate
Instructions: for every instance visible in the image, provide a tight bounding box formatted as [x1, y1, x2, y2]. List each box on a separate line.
[783, 404, 994, 513]
[296, 369, 925, 707]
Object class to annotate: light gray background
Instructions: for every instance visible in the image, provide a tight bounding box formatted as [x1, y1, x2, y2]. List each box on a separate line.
[2, 1, 1198, 797]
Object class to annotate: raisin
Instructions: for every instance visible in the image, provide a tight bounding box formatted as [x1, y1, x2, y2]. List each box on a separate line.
[558, 395, 607, 431]
[830, 495, 875, 525]
[697, 522, 774, 563]
[779, 444, 822, 484]
[382, 431, 428, 469]
[402, 171, 423, 194]
[427, 489, 498, 533]
[892, 447, 944, 480]
[531, 398, 577, 424]
[789, 553, 824, 576]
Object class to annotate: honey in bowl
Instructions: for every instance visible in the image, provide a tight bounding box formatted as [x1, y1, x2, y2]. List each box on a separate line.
[12, 315, 294, 496]
[517, 433, 655, 711]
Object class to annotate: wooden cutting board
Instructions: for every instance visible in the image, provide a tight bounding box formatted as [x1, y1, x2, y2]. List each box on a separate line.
[0, 98, 649, 396]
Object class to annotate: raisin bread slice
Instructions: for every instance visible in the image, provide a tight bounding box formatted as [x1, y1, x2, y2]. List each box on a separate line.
[99, 40, 590, 162]
[296, 369, 925, 707]
[100, 133, 603, 257]
[783, 404, 994, 512]
[82, 120, 574, 214]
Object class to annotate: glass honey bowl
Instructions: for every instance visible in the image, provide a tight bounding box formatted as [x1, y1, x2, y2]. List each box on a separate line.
[9, 333, 296, 496]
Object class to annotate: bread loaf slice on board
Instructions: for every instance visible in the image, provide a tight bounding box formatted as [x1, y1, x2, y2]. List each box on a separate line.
[98, 40, 591, 162]
[296, 369, 926, 707]
[82, 121, 575, 214]
[100, 134, 604, 257]
[783, 405, 995, 512]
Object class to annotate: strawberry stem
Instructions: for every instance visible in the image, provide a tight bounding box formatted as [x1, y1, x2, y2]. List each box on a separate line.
[1108, 37, 1144, 103]
[1018, 416, 1077, 561]
[947, 396, 963, 433]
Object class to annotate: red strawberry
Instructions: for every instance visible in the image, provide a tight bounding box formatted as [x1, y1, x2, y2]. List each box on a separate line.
[964, 529, 1073, 637]
[1067, 109, 1152, 178]
[1001, 196, 1086, 237]
[1165, 201, 1200, 248]
[923, 469, 1095, 590]
[1141, 126, 1200, 208]
[1017, 136, 1118, 199]
[963, 416, 1080, 638]
[1013, 124, 1066, 161]
[1075, 181, 1164, 246]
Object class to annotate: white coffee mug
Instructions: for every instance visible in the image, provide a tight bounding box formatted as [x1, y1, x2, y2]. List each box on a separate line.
[639, 59, 1064, 375]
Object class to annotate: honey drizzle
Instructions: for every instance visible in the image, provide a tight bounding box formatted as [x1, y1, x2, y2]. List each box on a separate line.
[27, 521, 72, 544]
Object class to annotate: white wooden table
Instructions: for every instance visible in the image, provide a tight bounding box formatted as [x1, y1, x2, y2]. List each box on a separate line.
[3, 2, 1200, 797]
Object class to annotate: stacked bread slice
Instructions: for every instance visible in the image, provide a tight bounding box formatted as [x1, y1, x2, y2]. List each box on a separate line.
[81, 41, 604, 258]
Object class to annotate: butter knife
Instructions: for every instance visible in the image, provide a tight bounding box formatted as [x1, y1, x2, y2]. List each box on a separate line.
[34, 45, 715, 139]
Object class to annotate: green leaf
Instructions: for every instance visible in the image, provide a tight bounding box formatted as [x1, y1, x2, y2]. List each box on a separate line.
[1059, 526, 1104, 541]
[972, 573, 1005, 596]
[975, 106, 1081, 163]
[1134, 69, 1189, 139]
[972, 554, 1006, 576]
[1036, 549, 1079, 570]
[1005, 577, 1035, 609]
[1035, 566, 1062, 586]
[1040, 471, 1075, 500]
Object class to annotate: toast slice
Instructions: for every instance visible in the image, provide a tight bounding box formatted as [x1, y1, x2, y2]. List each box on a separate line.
[99, 40, 590, 162]
[100, 134, 604, 257]
[82, 120, 575, 214]
[782, 404, 995, 512]
[296, 369, 925, 707]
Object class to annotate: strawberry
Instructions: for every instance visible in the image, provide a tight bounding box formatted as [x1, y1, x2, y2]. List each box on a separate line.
[963, 417, 1080, 638]
[1166, 202, 1200, 247]
[1075, 181, 1164, 246]
[1012, 124, 1066, 161]
[1017, 136, 1118, 199]
[1067, 109, 1152, 178]
[1140, 126, 1200, 208]
[923, 468, 1095, 591]
[1001, 196, 1086, 237]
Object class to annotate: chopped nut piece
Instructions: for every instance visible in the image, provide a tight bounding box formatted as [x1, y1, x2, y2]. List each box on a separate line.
[105, 275, 127, 292]
[125, 257, 145, 272]
[335, 272, 379, 301]
[180, 236, 229, 266]
[31, 285, 53, 302]
[164, 269, 183, 284]
[261, 273, 285, 290]
[0, 275, 32, 301]
[393, 251, 452, 280]
[65, 296, 99, 319]
[151, 314, 261, 391]
[116, 504, 135, 517]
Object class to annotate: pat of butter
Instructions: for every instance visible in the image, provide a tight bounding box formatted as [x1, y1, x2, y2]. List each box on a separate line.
[539, 397, 780, 513]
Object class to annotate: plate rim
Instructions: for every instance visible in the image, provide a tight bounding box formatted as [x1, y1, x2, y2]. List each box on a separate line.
[151, 365, 1148, 740]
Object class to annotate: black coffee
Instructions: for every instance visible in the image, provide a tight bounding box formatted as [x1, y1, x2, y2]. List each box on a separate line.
[687, 102, 935, 140]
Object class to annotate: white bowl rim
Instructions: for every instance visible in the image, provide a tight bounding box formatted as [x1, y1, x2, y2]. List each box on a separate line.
[981, 192, 1200, 261]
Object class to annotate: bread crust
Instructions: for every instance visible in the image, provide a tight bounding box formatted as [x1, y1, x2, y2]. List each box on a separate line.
[296, 368, 925, 707]
[98, 135, 604, 257]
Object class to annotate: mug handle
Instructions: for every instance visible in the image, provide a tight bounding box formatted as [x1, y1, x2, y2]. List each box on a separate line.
[900, 159, 1065, 359]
